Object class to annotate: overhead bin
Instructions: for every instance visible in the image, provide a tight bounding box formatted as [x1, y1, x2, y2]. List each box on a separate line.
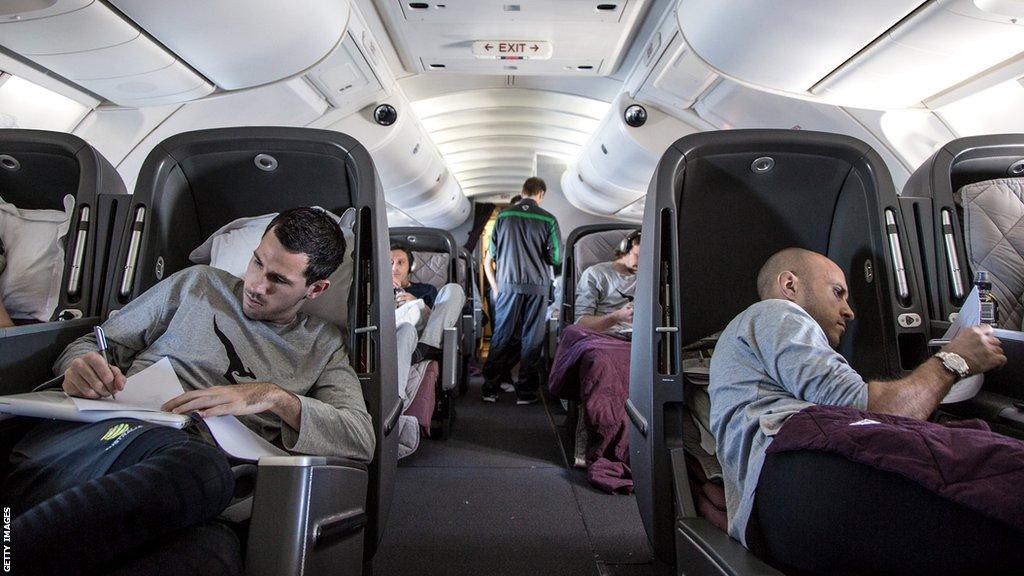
[676, 0, 1024, 110]
[111, 0, 351, 90]
[0, 0, 214, 107]
[0, 0, 353, 106]
[327, 95, 471, 230]
[561, 94, 697, 219]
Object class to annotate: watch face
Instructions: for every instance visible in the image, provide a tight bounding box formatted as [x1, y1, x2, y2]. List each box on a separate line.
[939, 352, 969, 377]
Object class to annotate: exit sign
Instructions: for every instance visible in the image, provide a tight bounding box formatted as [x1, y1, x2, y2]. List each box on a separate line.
[472, 40, 552, 60]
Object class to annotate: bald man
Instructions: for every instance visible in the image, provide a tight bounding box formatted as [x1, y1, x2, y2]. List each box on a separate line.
[709, 248, 1006, 550]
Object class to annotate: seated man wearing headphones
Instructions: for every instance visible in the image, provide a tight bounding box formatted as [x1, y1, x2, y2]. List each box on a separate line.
[390, 243, 466, 389]
[575, 230, 640, 335]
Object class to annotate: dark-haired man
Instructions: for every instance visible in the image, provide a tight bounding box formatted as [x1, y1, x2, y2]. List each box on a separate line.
[5, 207, 372, 575]
[710, 247, 1008, 566]
[389, 242, 466, 396]
[482, 176, 561, 404]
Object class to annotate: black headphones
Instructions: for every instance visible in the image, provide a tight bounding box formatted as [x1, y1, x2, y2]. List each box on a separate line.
[618, 229, 641, 255]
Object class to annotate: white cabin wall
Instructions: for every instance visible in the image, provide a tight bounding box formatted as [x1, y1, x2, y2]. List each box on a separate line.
[538, 157, 623, 241]
[693, 80, 913, 189]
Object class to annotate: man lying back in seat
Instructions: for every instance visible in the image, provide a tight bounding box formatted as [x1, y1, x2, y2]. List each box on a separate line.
[5, 207, 374, 575]
[390, 242, 466, 392]
[575, 231, 639, 334]
[709, 247, 1006, 551]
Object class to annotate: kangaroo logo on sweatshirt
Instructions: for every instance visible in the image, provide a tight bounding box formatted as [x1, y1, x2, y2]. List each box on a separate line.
[213, 317, 257, 384]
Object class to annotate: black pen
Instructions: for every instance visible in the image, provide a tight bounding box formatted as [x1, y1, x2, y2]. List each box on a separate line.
[94, 325, 117, 401]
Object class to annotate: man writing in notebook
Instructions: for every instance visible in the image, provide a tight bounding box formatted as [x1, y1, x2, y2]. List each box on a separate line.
[4, 208, 373, 575]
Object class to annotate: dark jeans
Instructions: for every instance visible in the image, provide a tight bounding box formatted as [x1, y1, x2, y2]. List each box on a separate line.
[483, 290, 548, 394]
[753, 449, 1024, 576]
[3, 419, 239, 576]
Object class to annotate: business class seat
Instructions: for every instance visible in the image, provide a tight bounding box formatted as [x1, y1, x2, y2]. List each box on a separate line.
[629, 129, 929, 574]
[104, 127, 399, 575]
[558, 225, 641, 332]
[390, 226, 463, 438]
[0, 129, 128, 395]
[900, 134, 1024, 438]
[554, 224, 639, 465]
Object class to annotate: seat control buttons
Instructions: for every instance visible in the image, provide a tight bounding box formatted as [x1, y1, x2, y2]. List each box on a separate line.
[898, 313, 922, 328]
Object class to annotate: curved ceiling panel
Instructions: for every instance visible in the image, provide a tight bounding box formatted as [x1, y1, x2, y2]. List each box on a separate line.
[111, 0, 351, 90]
[411, 88, 610, 199]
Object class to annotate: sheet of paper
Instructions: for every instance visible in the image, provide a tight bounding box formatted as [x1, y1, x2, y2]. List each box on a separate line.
[204, 415, 287, 461]
[940, 288, 984, 404]
[71, 357, 184, 412]
[941, 286, 981, 342]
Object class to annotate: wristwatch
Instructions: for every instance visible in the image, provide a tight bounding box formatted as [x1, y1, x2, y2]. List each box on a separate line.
[935, 351, 970, 378]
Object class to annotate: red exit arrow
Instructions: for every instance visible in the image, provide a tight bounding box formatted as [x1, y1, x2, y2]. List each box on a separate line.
[531, 44, 539, 52]
[484, 43, 493, 51]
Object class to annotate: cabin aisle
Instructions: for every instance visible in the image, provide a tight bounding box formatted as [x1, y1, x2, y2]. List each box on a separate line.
[374, 376, 671, 576]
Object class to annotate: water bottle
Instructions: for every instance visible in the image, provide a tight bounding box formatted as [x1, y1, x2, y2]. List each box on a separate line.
[975, 271, 999, 327]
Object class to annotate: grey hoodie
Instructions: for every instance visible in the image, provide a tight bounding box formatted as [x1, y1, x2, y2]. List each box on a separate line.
[55, 265, 375, 462]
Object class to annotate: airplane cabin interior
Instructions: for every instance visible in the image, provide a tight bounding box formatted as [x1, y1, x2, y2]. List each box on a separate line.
[1, 1, 1024, 575]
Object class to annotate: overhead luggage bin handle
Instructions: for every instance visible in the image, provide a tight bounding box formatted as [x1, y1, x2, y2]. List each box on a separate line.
[119, 206, 146, 298]
[655, 326, 678, 333]
[885, 209, 909, 300]
[67, 206, 89, 298]
[942, 209, 965, 299]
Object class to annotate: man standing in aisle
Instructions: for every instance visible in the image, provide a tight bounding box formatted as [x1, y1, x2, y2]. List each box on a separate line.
[482, 177, 562, 404]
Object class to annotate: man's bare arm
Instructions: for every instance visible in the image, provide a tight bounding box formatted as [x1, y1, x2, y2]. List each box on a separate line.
[868, 325, 1005, 420]
[162, 382, 302, 429]
[576, 304, 632, 333]
[483, 251, 499, 295]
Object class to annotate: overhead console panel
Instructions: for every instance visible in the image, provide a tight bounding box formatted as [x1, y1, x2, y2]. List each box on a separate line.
[0, 0, 213, 106]
[374, 0, 650, 76]
[676, 0, 1024, 109]
[110, 0, 351, 90]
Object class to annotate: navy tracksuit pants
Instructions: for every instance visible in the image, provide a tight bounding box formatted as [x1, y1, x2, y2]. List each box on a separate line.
[483, 290, 548, 395]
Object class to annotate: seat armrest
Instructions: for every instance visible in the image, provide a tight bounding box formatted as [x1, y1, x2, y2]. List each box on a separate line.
[461, 314, 474, 354]
[676, 517, 785, 576]
[246, 456, 369, 576]
[546, 318, 558, 360]
[0, 318, 98, 395]
[441, 326, 458, 391]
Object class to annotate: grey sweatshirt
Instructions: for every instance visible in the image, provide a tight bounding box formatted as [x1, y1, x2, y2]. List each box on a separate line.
[55, 265, 375, 462]
[574, 261, 636, 333]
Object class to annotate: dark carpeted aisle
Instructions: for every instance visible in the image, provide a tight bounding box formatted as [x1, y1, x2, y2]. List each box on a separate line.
[373, 378, 671, 576]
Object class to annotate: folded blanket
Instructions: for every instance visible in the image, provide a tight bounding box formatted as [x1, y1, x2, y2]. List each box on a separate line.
[549, 325, 632, 494]
[769, 404, 1024, 532]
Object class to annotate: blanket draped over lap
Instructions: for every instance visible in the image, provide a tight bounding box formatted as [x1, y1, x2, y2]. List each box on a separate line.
[769, 404, 1024, 532]
[548, 324, 633, 493]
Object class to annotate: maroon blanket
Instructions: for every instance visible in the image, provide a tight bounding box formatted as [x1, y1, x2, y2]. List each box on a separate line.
[769, 404, 1024, 532]
[404, 361, 438, 437]
[549, 325, 633, 494]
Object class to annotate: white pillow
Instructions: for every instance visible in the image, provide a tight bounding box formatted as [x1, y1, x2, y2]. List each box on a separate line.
[0, 194, 75, 321]
[189, 207, 355, 329]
